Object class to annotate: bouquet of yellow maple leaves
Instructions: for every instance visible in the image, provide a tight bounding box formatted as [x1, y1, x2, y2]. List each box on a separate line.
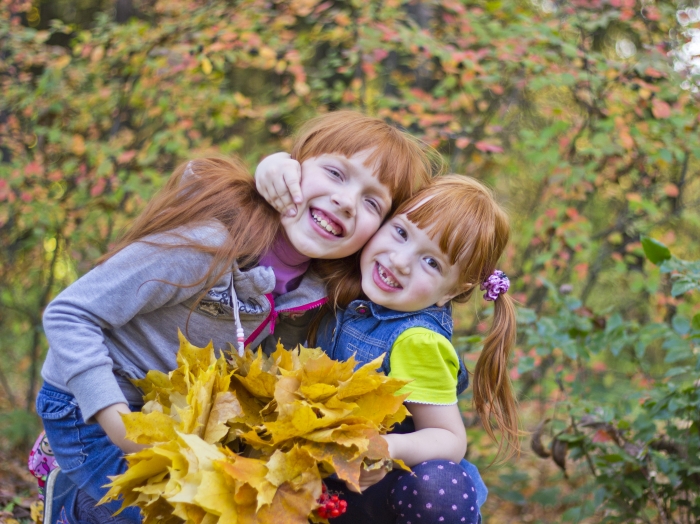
[100, 332, 410, 524]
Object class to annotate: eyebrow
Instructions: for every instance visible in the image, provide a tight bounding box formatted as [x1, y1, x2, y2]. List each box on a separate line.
[403, 218, 451, 265]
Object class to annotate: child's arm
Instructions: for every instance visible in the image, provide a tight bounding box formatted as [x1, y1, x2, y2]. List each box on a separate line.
[95, 403, 146, 454]
[353, 404, 467, 491]
[384, 403, 467, 465]
[254, 152, 303, 217]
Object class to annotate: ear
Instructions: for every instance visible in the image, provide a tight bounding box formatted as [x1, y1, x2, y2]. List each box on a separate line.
[435, 282, 472, 307]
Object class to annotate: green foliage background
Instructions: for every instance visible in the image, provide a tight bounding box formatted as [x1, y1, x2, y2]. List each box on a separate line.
[1, 0, 699, 522]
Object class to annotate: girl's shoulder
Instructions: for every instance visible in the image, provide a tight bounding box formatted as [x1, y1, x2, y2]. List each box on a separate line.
[389, 327, 460, 404]
[393, 327, 455, 355]
[144, 221, 229, 248]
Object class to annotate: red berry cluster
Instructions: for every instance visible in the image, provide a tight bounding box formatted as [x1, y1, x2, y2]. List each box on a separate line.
[316, 483, 348, 519]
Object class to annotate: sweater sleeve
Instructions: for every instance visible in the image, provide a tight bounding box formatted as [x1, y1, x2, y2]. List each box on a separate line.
[388, 327, 460, 405]
[42, 225, 225, 422]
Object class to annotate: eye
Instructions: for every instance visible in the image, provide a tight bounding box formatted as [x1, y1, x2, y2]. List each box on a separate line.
[366, 198, 381, 214]
[394, 225, 407, 240]
[425, 257, 441, 271]
[326, 167, 342, 179]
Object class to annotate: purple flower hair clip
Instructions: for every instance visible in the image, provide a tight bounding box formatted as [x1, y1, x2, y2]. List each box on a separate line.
[481, 270, 510, 301]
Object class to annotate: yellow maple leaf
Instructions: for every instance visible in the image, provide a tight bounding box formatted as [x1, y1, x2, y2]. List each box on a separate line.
[215, 453, 276, 511]
[254, 482, 321, 524]
[269, 340, 295, 371]
[233, 351, 277, 400]
[299, 351, 354, 390]
[108, 336, 411, 524]
[265, 446, 318, 490]
[132, 369, 173, 408]
[336, 354, 386, 399]
[194, 469, 240, 523]
[101, 446, 174, 510]
[122, 411, 177, 445]
[203, 391, 244, 444]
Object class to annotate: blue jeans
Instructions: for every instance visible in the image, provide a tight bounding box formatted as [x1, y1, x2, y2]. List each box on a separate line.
[36, 383, 142, 524]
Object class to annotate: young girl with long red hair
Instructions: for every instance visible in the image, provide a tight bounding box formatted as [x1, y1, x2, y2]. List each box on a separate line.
[34, 111, 436, 524]
[306, 175, 519, 524]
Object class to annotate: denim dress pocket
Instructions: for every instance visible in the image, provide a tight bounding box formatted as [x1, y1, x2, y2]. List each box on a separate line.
[36, 388, 87, 471]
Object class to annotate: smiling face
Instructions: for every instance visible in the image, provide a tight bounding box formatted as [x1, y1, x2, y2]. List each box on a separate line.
[359, 212, 465, 312]
[281, 150, 392, 259]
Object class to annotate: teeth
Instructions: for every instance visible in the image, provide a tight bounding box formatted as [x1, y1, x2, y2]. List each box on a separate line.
[377, 264, 400, 288]
[312, 211, 340, 236]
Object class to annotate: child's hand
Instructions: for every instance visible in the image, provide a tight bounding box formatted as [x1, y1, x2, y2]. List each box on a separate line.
[95, 403, 147, 454]
[350, 465, 389, 492]
[346, 435, 394, 492]
[254, 152, 303, 217]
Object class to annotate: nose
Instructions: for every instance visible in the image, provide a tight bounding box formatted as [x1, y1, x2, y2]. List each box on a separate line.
[331, 191, 357, 218]
[389, 250, 411, 275]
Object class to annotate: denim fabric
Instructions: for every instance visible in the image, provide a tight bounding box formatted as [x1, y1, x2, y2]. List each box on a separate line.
[36, 383, 142, 524]
[317, 300, 469, 394]
[317, 302, 488, 519]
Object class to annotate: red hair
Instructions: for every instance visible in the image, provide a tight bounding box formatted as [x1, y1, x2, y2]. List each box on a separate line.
[101, 111, 438, 312]
[319, 175, 520, 459]
[291, 111, 440, 216]
[299, 111, 442, 311]
[99, 157, 279, 298]
[399, 176, 519, 459]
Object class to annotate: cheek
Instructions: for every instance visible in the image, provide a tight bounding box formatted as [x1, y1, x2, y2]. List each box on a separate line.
[296, 171, 321, 203]
[411, 272, 444, 297]
[280, 212, 309, 245]
[356, 213, 382, 242]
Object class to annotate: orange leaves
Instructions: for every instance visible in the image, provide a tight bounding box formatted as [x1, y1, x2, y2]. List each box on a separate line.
[90, 178, 106, 197]
[591, 428, 615, 443]
[651, 98, 671, 119]
[24, 162, 43, 176]
[117, 150, 137, 164]
[474, 141, 504, 154]
[102, 335, 408, 523]
[664, 183, 679, 198]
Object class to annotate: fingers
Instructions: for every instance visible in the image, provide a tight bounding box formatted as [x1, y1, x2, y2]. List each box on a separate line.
[255, 170, 278, 209]
[353, 467, 388, 492]
[254, 153, 303, 216]
[284, 165, 303, 205]
[345, 481, 361, 494]
[273, 162, 301, 216]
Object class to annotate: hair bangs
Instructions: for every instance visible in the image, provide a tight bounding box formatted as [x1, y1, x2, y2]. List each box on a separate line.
[400, 175, 510, 287]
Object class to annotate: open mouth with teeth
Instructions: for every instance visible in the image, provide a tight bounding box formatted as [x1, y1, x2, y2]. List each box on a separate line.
[311, 209, 343, 236]
[376, 263, 401, 289]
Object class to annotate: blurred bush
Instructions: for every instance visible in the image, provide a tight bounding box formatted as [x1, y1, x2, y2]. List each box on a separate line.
[1, 0, 699, 520]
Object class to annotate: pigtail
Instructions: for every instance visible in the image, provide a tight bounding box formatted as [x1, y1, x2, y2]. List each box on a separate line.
[473, 291, 520, 460]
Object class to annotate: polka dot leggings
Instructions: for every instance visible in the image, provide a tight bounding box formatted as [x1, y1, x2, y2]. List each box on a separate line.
[324, 460, 481, 524]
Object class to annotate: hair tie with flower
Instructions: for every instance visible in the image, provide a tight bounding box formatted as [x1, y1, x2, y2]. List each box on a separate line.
[481, 270, 510, 301]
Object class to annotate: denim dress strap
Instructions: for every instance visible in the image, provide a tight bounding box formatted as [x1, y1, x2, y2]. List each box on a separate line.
[319, 301, 469, 395]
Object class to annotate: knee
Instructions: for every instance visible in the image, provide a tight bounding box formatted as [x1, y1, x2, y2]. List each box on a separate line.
[390, 461, 480, 523]
[409, 460, 473, 491]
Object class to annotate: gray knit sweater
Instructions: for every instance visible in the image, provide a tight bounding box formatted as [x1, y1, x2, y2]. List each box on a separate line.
[41, 223, 326, 422]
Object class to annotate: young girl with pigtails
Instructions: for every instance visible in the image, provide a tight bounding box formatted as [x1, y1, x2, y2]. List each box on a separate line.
[259, 172, 518, 524]
[33, 111, 436, 524]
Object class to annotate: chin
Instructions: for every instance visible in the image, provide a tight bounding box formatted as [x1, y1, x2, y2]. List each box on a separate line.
[294, 243, 324, 258]
[362, 284, 392, 309]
